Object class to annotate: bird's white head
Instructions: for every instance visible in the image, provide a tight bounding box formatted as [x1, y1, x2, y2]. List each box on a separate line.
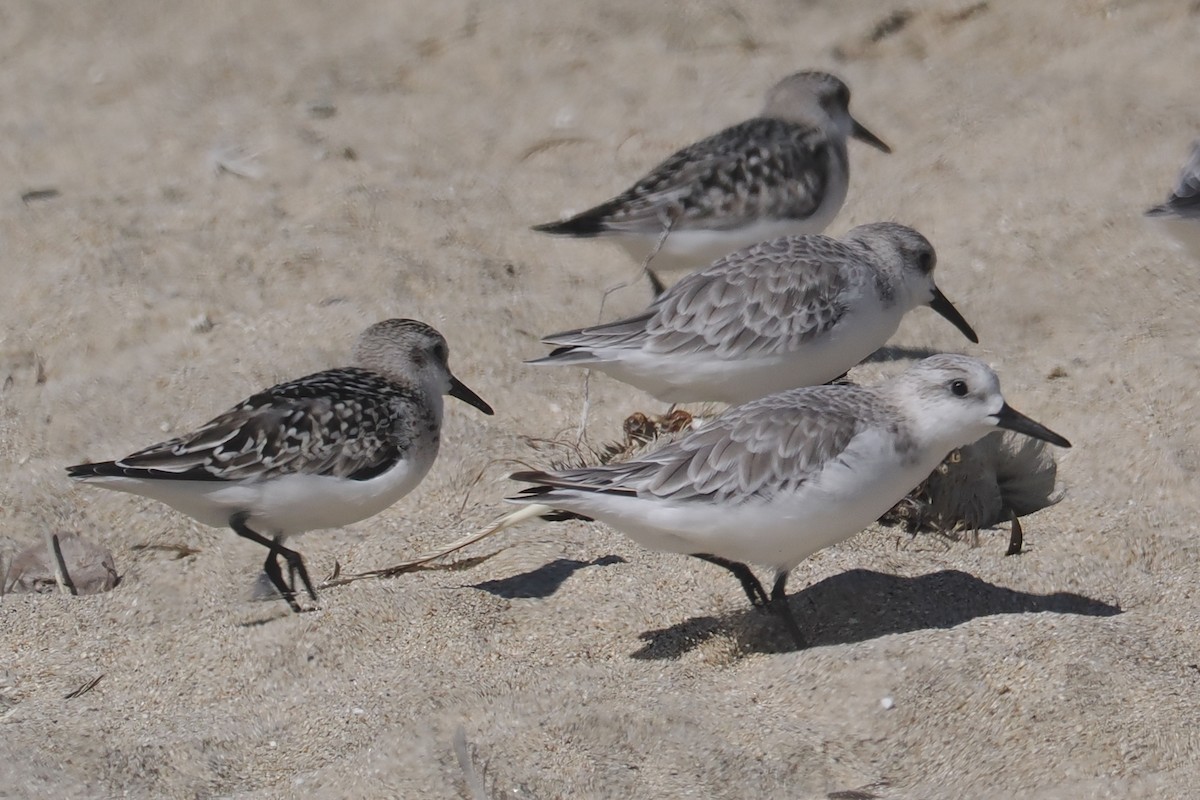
[892, 355, 1070, 454]
[846, 223, 979, 344]
[762, 71, 891, 154]
[353, 319, 494, 415]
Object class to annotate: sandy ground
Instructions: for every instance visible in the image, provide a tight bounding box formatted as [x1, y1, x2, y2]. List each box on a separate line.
[2, 0, 1200, 797]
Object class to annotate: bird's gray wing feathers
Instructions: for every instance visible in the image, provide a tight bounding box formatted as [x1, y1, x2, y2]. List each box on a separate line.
[93, 369, 406, 482]
[534, 309, 659, 359]
[595, 118, 831, 232]
[514, 387, 874, 504]
[643, 236, 855, 357]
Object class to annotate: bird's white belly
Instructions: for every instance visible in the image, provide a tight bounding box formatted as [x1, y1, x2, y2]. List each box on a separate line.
[81, 445, 440, 538]
[243, 451, 438, 536]
[567, 432, 943, 571]
[612, 218, 829, 275]
[596, 300, 905, 404]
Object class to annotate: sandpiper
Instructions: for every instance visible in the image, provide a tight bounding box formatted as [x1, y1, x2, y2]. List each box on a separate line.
[533, 71, 891, 289]
[68, 319, 494, 612]
[509, 355, 1069, 646]
[530, 223, 977, 404]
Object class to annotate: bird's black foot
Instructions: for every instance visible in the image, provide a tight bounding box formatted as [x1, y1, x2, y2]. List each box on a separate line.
[692, 553, 769, 607]
[769, 572, 806, 649]
[262, 547, 303, 612]
[1005, 509, 1024, 556]
[279, 535, 317, 602]
[230, 513, 317, 613]
[647, 267, 667, 298]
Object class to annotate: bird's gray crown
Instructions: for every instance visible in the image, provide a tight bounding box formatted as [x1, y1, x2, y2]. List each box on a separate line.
[844, 222, 937, 277]
[352, 318, 450, 382]
[762, 71, 850, 122]
[898, 354, 1000, 402]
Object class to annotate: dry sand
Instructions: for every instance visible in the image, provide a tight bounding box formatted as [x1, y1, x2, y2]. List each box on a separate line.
[2, 0, 1200, 797]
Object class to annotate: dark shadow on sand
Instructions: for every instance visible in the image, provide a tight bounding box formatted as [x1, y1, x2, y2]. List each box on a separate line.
[470, 555, 627, 599]
[631, 568, 1122, 659]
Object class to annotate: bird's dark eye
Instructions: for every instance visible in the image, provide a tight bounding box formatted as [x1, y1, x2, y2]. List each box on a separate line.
[918, 251, 935, 273]
[434, 344, 448, 363]
[950, 379, 968, 397]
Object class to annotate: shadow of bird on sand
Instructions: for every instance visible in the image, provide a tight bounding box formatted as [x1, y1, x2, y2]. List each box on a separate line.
[631, 568, 1122, 659]
[470, 555, 626, 599]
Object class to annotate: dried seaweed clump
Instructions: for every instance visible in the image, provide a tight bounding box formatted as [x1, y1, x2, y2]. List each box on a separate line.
[515, 408, 711, 475]
[878, 430, 1063, 537]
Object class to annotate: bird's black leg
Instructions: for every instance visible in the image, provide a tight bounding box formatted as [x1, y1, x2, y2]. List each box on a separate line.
[229, 513, 315, 612]
[276, 534, 317, 602]
[262, 548, 297, 612]
[647, 268, 668, 298]
[692, 553, 769, 607]
[1005, 509, 1024, 556]
[769, 571, 806, 649]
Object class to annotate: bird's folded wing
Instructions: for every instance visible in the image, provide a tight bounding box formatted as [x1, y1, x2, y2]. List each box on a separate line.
[94, 369, 403, 482]
[589, 119, 831, 232]
[643, 239, 852, 357]
[512, 388, 869, 504]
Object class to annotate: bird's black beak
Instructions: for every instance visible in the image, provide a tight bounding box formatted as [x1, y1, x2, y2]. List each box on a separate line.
[851, 118, 892, 154]
[449, 376, 494, 415]
[929, 286, 979, 344]
[993, 403, 1071, 448]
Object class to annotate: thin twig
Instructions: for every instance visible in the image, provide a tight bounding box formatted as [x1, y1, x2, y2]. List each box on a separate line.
[456, 463, 492, 518]
[592, 211, 675, 324]
[322, 417, 683, 591]
[641, 211, 677, 297]
[47, 533, 77, 596]
[21, 188, 60, 203]
[575, 371, 594, 448]
[518, 136, 590, 162]
[206, 145, 264, 180]
[453, 726, 491, 800]
[318, 504, 552, 589]
[576, 212, 677, 444]
[64, 674, 103, 700]
[131, 542, 201, 560]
